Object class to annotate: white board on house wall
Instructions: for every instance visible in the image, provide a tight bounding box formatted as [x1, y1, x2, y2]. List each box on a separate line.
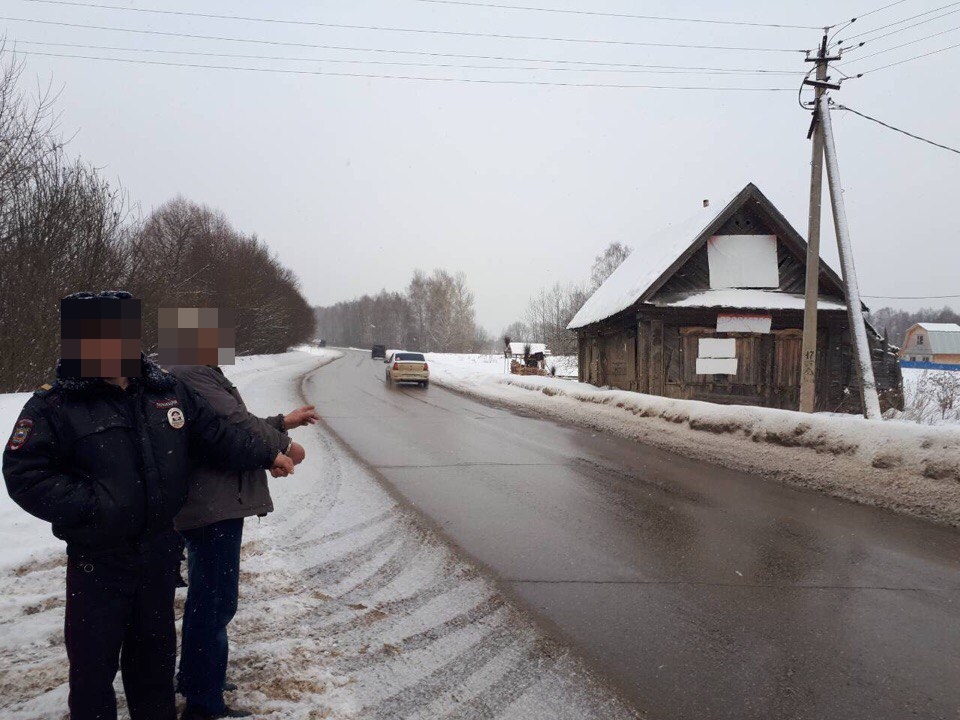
[698, 337, 737, 358]
[696, 358, 739, 375]
[707, 235, 779, 289]
[717, 314, 773, 333]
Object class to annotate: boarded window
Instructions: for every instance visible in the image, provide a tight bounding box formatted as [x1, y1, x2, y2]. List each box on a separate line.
[707, 235, 779, 289]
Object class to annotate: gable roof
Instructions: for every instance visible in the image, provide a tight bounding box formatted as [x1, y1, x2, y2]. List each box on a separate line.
[916, 322, 960, 332]
[909, 323, 960, 354]
[568, 183, 848, 330]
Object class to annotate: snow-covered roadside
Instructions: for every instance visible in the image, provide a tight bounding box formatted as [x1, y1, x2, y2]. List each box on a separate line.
[0, 351, 637, 719]
[425, 353, 578, 379]
[428, 364, 960, 528]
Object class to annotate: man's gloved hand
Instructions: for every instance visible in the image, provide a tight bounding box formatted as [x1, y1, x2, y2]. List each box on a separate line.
[286, 441, 306, 465]
[270, 453, 296, 478]
[283, 406, 319, 429]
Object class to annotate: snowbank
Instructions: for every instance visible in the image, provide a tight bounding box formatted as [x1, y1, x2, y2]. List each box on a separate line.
[428, 365, 960, 527]
[0, 351, 635, 719]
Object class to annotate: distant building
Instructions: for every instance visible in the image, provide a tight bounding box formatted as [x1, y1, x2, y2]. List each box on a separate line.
[507, 342, 550, 358]
[567, 183, 902, 413]
[900, 323, 960, 365]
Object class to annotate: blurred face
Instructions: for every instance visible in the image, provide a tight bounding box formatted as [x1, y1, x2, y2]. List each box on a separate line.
[60, 298, 142, 378]
[157, 307, 236, 367]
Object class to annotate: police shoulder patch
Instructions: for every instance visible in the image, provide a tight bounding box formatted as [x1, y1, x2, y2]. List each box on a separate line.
[7, 418, 34, 451]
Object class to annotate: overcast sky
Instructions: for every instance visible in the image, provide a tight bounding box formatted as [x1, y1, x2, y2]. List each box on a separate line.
[4, 0, 959, 332]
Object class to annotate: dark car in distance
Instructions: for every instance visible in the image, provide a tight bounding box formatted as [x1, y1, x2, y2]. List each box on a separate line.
[371, 344, 386, 360]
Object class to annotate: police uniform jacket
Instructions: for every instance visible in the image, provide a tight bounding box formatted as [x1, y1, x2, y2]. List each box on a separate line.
[2, 357, 278, 554]
[167, 364, 285, 532]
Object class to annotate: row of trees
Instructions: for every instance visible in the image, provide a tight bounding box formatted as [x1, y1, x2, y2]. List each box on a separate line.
[0, 50, 314, 392]
[314, 269, 484, 352]
[503, 242, 632, 355]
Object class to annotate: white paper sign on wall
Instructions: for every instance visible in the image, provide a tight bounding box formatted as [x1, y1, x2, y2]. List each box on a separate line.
[717, 314, 773, 334]
[698, 337, 736, 358]
[696, 358, 739, 375]
[707, 235, 779, 289]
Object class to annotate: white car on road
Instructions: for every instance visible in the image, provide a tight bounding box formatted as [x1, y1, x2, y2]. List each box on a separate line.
[385, 351, 430, 387]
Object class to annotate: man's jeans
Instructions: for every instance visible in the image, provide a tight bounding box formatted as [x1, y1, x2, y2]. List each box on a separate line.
[177, 518, 244, 714]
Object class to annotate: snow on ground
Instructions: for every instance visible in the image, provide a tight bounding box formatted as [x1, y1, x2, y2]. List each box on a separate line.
[0, 351, 637, 720]
[895, 367, 960, 425]
[427, 357, 960, 527]
[426, 353, 578, 379]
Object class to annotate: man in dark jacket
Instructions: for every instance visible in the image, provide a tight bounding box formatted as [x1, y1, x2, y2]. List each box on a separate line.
[167, 362, 317, 719]
[2, 291, 296, 720]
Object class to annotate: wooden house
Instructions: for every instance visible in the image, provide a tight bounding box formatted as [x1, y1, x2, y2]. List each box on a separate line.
[900, 323, 960, 365]
[568, 183, 902, 413]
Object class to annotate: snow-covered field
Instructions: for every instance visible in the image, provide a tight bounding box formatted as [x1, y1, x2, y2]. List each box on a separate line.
[426, 357, 960, 527]
[0, 351, 636, 720]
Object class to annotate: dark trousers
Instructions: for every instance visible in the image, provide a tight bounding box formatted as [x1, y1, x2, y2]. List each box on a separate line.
[177, 518, 244, 714]
[65, 529, 181, 720]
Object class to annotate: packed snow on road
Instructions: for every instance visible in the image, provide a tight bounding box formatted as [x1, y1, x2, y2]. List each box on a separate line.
[0, 350, 636, 720]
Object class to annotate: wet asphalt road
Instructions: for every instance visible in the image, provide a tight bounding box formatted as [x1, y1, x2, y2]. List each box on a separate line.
[303, 350, 960, 720]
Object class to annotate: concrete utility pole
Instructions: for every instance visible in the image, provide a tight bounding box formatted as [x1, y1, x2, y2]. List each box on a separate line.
[799, 30, 838, 414]
[818, 93, 883, 419]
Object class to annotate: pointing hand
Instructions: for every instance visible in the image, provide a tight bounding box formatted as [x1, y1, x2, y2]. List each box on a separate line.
[283, 406, 319, 430]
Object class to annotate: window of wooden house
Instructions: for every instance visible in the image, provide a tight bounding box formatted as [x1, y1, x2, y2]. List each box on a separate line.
[918, 334, 925, 346]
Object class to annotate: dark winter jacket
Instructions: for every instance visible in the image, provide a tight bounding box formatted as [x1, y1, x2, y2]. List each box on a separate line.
[2, 357, 277, 554]
[167, 365, 287, 532]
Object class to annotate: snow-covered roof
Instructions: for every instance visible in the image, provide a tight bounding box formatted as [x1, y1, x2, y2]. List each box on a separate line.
[650, 289, 846, 311]
[568, 193, 737, 330]
[567, 183, 847, 330]
[508, 342, 548, 355]
[911, 323, 960, 354]
[916, 323, 960, 332]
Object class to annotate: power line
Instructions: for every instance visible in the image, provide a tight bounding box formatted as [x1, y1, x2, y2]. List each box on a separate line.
[8, 41, 806, 76]
[5, 4, 805, 52]
[851, 0, 911, 20]
[844, 24, 960, 63]
[860, 38, 960, 71]
[14, 49, 799, 90]
[863, 293, 960, 299]
[828, 0, 910, 43]
[845, 6, 960, 50]
[408, 0, 819, 30]
[839, 0, 960, 41]
[835, 104, 960, 154]
[0, 18, 807, 70]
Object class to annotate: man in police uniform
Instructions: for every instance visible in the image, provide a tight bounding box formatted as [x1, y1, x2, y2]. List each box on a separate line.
[2, 291, 297, 720]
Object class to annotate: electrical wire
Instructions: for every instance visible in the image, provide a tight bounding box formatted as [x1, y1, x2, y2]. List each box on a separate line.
[839, 0, 960, 41]
[840, 6, 960, 53]
[852, 0, 912, 20]
[863, 293, 960, 298]
[844, 23, 960, 62]
[835, 104, 960, 154]
[7, 41, 806, 76]
[13, 49, 799, 90]
[0, 18, 807, 70]
[860, 38, 960, 71]
[4, 4, 806, 52]
[407, 0, 819, 30]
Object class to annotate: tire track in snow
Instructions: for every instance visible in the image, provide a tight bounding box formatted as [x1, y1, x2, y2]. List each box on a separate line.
[0, 352, 641, 719]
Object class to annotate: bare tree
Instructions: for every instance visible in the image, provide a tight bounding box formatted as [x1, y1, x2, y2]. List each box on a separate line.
[590, 241, 632, 290]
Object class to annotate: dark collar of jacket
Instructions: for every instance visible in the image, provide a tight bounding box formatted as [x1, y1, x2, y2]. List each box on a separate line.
[53, 355, 177, 396]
